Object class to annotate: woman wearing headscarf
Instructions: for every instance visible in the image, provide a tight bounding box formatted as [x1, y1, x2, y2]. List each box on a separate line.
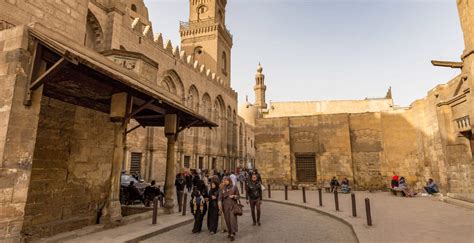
[218, 176, 240, 241]
[207, 180, 220, 234]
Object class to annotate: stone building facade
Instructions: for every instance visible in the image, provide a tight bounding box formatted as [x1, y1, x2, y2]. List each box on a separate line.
[243, 2, 473, 194]
[0, 0, 254, 241]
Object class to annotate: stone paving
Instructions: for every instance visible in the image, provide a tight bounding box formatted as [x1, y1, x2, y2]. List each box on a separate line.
[142, 200, 357, 243]
[263, 190, 474, 243]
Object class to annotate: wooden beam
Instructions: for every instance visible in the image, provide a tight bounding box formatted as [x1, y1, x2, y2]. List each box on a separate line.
[126, 124, 143, 134]
[129, 99, 155, 118]
[177, 120, 200, 134]
[24, 40, 42, 106]
[134, 115, 164, 120]
[431, 60, 463, 69]
[30, 57, 68, 90]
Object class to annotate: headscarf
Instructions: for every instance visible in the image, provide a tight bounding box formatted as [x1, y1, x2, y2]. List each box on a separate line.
[392, 175, 399, 181]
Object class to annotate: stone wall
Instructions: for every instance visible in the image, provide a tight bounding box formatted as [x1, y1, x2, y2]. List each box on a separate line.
[0, 0, 88, 44]
[21, 97, 115, 240]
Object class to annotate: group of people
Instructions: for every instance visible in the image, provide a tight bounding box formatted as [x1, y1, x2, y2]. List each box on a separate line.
[391, 175, 439, 197]
[329, 177, 351, 193]
[124, 180, 164, 206]
[175, 168, 263, 241]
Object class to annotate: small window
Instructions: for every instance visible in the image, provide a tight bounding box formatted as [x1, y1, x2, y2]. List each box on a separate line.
[184, 156, 191, 168]
[130, 152, 142, 175]
[199, 157, 204, 169]
[221, 52, 227, 75]
[131, 4, 137, 12]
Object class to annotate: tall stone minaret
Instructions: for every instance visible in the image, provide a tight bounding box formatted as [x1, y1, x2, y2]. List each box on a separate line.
[254, 63, 267, 109]
[180, 0, 233, 86]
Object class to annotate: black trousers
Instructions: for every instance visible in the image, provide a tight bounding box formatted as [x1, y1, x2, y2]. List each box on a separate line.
[249, 199, 262, 223]
[193, 212, 205, 233]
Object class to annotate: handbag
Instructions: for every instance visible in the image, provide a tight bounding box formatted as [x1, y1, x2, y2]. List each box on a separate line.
[232, 199, 243, 216]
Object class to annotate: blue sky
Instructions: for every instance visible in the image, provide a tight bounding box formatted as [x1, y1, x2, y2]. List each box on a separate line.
[144, 0, 464, 107]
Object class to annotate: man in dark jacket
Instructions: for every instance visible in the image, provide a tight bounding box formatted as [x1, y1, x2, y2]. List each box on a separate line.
[175, 173, 186, 210]
[246, 174, 263, 226]
[143, 180, 164, 207]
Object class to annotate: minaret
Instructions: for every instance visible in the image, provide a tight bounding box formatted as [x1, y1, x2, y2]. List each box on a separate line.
[254, 63, 267, 109]
[180, 0, 233, 86]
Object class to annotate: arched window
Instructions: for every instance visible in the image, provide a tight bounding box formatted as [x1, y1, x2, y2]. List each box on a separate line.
[131, 4, 137, 12]
[85, 11, 104, 51]
[221, 51, 228, 75]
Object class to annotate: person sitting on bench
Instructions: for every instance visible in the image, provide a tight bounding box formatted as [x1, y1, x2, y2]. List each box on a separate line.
[424, 178, 439, 195]
[340, 178, 350, 194]
[330, 177, 340, 192]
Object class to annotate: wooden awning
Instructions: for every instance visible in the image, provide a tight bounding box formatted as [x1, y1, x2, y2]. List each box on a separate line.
[26, 24, 217, 130]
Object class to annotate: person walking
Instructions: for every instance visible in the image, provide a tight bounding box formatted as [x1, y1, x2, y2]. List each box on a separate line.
[219, 177, 240, 241]
[185, 172, 193, 193]
[207, 181, 220, 234]
[190, 189, 207, 233]
[246, 174, 263, 226]
[174, 173, 186, 210]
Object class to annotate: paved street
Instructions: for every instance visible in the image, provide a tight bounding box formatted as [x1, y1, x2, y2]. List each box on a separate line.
[142, 200, 357, 243]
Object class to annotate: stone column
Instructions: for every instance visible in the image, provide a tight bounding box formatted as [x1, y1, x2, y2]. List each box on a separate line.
[163, 134, 177, 213]
[102, 123, 125, 224]
[0, 26, 43, 242]
[103, 93, 128, 224]
[163, 114, 178, 213]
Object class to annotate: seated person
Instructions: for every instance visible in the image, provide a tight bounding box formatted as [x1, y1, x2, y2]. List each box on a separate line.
[340, 178, 350, 194]
[143, 180, 164, 207]
[424, 178, 439, 195]
[330, 177, 340, 192]
[391, 175, 399, 189]
[127, 181, 143, 205]
[398, 177, 416, 197]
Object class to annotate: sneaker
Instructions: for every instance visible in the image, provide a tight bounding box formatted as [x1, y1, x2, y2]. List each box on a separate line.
[257, 222, 261, 226]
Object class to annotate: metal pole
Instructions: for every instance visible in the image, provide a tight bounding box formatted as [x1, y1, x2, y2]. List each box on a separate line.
[240, 181, 244, 194]
[178, 191, 182, 213]
[152, 197, 158, 224]
[365, 198, 372, 226]
[285, 185, 288, 201]
[182, 192, 188, 216]
[351, 193, 357, 217]
[268, 184, 271, 198]
[318, 188, 323, 206]
[302, 187, 306, 203]
[334, 190, 339, 211]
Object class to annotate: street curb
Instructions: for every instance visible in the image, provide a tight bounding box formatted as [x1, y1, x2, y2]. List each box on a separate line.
[262, 198, 360, 243]
[124, 218, 194, 243]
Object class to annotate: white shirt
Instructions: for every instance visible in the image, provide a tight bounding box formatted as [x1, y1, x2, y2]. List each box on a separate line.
[230, 174, 238, 186]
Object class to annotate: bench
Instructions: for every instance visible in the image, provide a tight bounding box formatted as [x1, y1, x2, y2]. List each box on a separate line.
[389, 188, 406, 197]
